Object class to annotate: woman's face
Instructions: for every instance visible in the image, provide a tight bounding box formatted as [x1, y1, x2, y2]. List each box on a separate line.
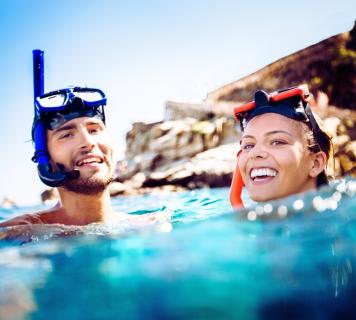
[238, 113, 319, 202]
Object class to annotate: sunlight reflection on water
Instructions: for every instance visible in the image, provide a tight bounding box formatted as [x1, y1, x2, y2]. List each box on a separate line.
[0, 178, 355, 319]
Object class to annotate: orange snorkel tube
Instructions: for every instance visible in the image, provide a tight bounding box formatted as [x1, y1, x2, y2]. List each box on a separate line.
[229, 151, 244, 209]
[229, 86, 311, 209]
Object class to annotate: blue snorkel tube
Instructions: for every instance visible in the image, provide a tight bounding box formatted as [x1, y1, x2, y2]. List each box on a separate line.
[32, 49, 79, 187]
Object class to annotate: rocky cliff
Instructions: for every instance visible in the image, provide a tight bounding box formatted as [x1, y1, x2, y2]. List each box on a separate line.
[111, 117, 239, 196]
[111, 24, 355, 196]
[206, 22, 356, 110]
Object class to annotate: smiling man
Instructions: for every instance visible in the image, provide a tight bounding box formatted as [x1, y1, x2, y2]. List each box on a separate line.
[0, 87, 159, 227]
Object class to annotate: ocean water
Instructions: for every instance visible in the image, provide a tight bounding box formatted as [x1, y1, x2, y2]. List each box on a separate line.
[0, 178, 355, 320]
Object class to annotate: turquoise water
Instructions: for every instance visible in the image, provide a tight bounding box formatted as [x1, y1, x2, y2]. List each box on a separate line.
[0, 178, 355, 319]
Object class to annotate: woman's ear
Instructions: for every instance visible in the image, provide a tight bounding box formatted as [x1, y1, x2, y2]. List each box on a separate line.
[309, 151, 327, 178]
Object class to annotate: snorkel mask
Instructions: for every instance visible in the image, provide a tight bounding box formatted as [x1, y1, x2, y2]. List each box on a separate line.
[230, 85, 323, 209]
[31, 50, 107, 187]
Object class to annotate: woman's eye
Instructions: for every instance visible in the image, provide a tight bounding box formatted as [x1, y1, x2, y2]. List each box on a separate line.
[271, 140, 286, 146]
[242, 143, 254, 150]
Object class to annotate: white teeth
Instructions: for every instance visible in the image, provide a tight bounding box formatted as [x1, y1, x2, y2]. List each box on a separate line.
[250, 168, 277, 179]
[83, 159, 96, 164]
[77, 157, 102, 166]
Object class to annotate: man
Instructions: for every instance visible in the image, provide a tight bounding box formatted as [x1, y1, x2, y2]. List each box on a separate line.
[0, 87, 164, 227]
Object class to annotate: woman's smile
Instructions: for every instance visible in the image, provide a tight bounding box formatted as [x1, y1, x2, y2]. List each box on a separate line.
[238, 113, 317, 202]
[249, 167, 278, 184]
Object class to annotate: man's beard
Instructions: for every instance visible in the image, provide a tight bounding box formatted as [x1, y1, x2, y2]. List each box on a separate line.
[58, 158, 114, 195]
[54, 154, 114, 195]
[62, 174, 114, 195]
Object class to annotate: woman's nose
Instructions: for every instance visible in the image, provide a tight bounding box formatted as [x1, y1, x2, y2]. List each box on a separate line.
[248, 143, 268, 159]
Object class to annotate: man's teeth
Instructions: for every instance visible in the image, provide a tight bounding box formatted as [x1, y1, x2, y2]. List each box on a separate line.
[250, 168, 277, 179]
[77, 157, 102, 166]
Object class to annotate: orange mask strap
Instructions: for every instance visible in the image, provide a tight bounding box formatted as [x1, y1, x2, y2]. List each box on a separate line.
[229, 150, 244, 209]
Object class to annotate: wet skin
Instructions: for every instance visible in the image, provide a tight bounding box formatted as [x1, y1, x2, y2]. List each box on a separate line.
[0, 117, 116, 226]
[0, 117, 171, 228]
[238, 113, 326, 202]
[47, 116, 115, 190]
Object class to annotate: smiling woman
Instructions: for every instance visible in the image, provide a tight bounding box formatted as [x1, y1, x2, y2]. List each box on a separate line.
[230, 86, 333, 208]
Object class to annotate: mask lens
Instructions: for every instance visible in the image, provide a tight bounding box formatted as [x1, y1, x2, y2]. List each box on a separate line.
[74, 90, 103, 102]
[38, 93, 66, 108]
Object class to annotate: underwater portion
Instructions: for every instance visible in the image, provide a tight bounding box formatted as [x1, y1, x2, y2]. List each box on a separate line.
[0, 178, 355, 320]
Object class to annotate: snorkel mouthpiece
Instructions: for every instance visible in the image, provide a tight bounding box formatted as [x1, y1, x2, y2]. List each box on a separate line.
[37, 164, 79, 187]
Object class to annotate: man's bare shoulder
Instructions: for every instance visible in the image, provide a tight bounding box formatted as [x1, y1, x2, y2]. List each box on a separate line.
[0, 206, 61, 227]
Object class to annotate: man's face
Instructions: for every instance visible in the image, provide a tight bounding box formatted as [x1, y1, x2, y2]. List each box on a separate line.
[46, 116, 114, 195]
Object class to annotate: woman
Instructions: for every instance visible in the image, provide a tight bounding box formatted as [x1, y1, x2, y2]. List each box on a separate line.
[230, 85, 332, 208]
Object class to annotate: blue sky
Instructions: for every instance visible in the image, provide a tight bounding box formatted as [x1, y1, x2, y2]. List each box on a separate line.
[0, 0, 355, 205]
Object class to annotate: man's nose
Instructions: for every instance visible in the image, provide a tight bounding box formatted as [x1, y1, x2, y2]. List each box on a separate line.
[78, 129, 95, 150]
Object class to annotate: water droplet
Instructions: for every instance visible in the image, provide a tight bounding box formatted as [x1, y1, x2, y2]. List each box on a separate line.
[30, 235, 39, 243]
[277, 205, 288, 217]
[293, 199, 304, 211]
[313, 196, 326, 212]
[247, 211, 257, 221]
[263, 203, 273, 214]
[332, 191, 342, 202]
[255, 206, 264, 215]
[346, 181, 356, 197]
[328, 200, 338, 210]
[158, 222, 173, 233]
[336, 181, 346, 193]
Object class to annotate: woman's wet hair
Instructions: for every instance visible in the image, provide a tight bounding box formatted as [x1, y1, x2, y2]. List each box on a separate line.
[300, 115, 333, 188]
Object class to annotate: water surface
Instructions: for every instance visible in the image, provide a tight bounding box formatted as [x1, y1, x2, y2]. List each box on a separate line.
[1, 179, 355, 319]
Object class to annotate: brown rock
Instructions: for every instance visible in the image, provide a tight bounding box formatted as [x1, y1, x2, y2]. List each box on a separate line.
[333, 135, 351, 154]
[109, 182, 135, 196]
[1, 197, 18, 209]
[339, 154, 355, 175]
[41, 188, 59, 204]
[323, 117, 341, 137]
[175, 134, 204, 158]
[344, 141, 356, 159]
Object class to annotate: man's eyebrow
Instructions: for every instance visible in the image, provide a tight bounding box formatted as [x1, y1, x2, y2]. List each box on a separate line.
[53, 124, 76, 134]
[86, 120, 104, 126]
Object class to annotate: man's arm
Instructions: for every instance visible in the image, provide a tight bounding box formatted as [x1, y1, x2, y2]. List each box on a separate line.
[0, 213, 43, 227]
